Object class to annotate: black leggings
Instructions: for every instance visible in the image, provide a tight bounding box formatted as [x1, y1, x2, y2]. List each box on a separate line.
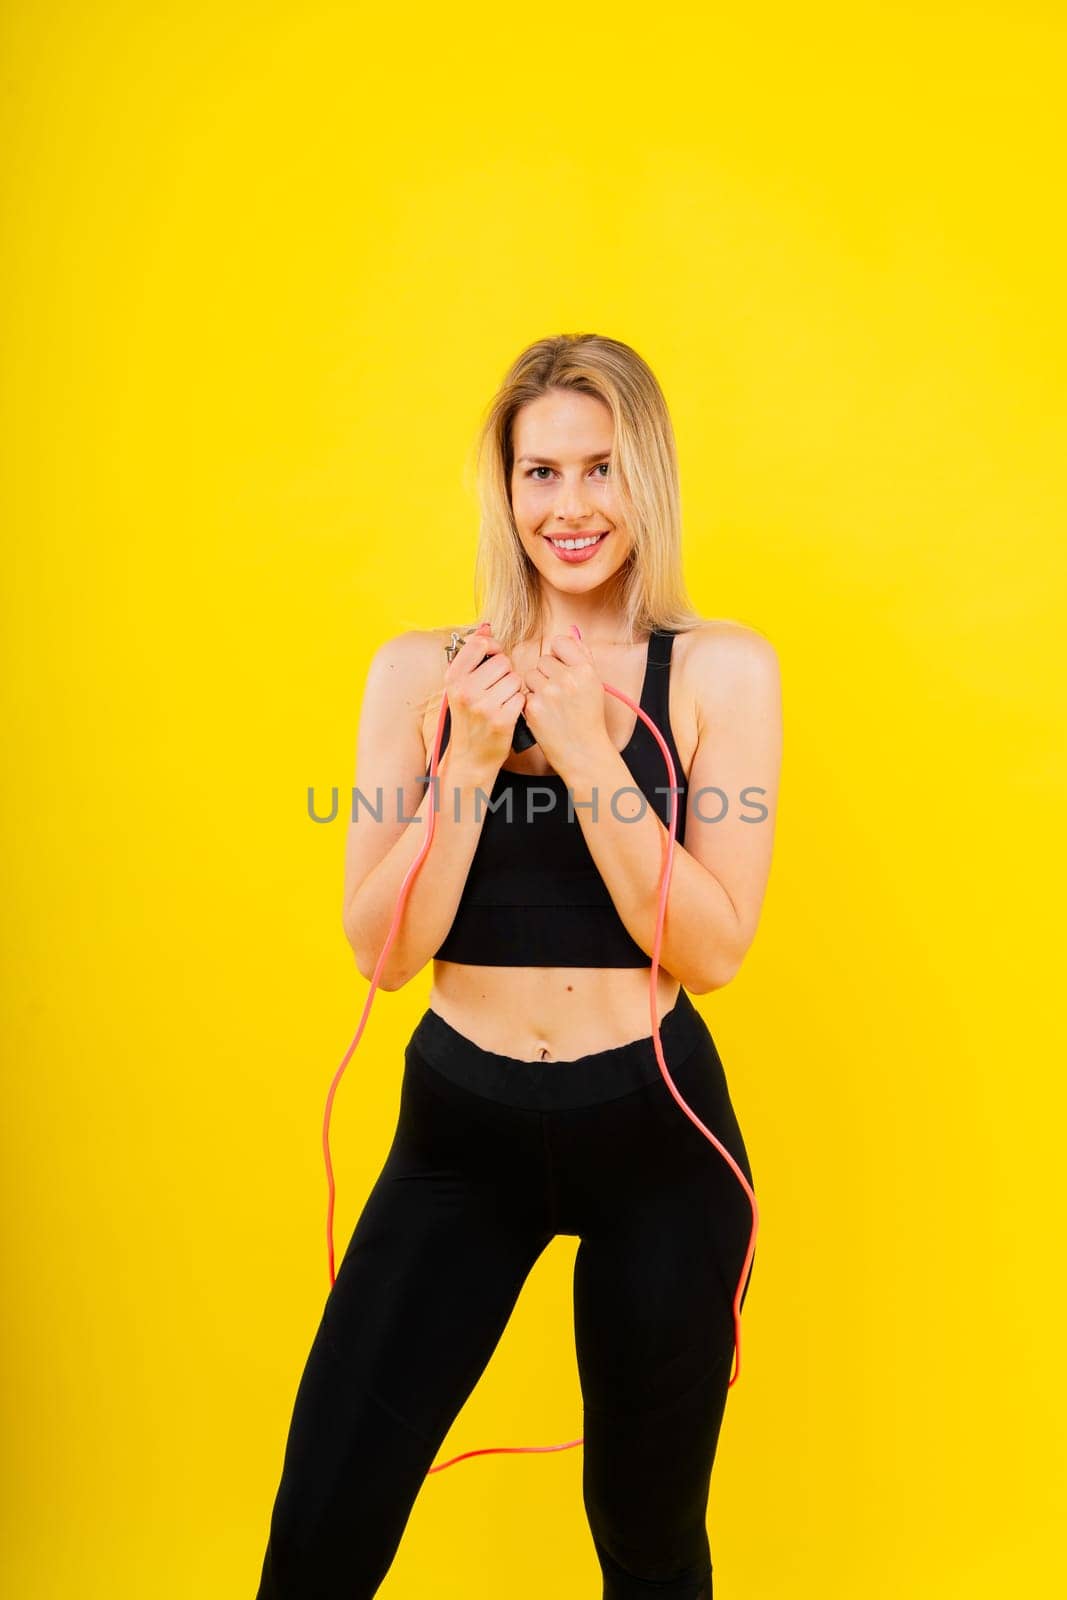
[255, 988, 756, 1600]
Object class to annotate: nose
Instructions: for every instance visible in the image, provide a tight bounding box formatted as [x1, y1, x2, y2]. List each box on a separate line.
[554, 479, 594, 520]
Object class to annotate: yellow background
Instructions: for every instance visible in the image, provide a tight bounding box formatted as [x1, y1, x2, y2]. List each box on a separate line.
[2, 2, 1065, 1595]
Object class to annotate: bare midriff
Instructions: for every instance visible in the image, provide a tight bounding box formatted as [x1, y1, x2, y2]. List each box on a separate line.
[428, 962, 684, 1062]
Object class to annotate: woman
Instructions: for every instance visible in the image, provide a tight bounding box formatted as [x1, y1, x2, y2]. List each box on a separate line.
[256, 334, 782, 1599]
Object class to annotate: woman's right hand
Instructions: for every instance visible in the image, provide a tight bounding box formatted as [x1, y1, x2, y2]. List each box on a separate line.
[440, 624, 526, 778]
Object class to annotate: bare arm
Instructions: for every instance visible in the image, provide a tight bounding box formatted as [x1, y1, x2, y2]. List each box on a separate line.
[341, 630, 511, 990]
[560, 623, 783, 993]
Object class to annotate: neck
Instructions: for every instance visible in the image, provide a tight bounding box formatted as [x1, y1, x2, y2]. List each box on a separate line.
[534, 594, 635, 648]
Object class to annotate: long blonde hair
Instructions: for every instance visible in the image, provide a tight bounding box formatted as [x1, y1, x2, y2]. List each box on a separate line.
[458, 333, 705, 653]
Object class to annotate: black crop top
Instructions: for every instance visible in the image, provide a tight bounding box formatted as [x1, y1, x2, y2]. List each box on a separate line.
[424, 627, 689, 967]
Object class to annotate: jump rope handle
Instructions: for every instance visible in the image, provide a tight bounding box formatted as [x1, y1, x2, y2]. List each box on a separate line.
[511, 715, 537, 753]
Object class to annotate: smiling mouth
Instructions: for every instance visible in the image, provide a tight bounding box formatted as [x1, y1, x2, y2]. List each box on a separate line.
[544, 531, 609, 549]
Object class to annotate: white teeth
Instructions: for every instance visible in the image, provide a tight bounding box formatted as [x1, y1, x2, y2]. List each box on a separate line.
[550, 533, 605, 550]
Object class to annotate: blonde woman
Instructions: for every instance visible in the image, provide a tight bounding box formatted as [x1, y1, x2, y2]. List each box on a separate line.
[256, 333, 782, 1599]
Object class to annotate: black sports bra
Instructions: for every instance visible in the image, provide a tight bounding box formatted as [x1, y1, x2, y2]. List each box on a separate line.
[425, 628, 689, 967]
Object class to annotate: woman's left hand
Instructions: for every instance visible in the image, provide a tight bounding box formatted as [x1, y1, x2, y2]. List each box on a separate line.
[521, 628, 610, 777]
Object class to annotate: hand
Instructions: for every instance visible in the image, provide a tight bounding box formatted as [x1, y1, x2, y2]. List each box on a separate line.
[521, 627, 609, 778]
[442, 625, 526, 778]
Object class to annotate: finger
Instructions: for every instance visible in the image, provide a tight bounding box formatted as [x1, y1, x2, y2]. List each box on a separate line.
[462, 626, 501, 661]
[475, 652, 516, 692]
[527, 656, 557, 685]
[546, 634, 583, 663]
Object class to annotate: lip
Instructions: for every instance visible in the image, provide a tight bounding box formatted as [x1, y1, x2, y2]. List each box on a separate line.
[543, 530, 610, 565]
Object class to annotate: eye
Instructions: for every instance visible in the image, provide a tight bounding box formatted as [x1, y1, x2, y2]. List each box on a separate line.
[524, 462, 610, 480]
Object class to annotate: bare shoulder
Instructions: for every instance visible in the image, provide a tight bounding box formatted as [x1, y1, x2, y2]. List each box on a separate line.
[362, 625, 480, 770]
[365, 623, 476, 707]
[674, 618, 781, 730]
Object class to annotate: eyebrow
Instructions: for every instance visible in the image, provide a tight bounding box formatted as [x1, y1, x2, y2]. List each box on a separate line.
[516, 452, 611, 466]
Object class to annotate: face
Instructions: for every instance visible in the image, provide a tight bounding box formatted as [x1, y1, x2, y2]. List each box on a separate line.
[509, 389, 634, 597]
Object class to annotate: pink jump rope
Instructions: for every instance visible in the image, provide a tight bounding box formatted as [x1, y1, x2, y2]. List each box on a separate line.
[321, 623, 759, 1475]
